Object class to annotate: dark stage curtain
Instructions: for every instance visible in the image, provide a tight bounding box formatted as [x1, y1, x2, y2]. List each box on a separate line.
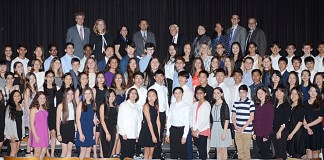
[0, 0, 323, 61]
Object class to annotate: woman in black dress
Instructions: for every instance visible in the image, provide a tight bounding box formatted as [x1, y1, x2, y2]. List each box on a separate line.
[303, 84, 324, 159]
[272, 85, 291, 159]
[114, 25, 129, 60]
[0, 92, 5, 155]
[56, 73, 74, 105]
[93, 72, 108, 158]
[138, 89, 160, 159]
[90, 19, 113, 60]
[42, 70, 58, 157]
[287, 87, 305, 158]
[99, 89, 118, 158]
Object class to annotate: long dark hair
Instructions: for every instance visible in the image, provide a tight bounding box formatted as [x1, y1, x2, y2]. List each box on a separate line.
[8, 90, 22, 120]
[309, 84, 322, 111]
[229, 42, 243, 63]
[43, 70, 57, 97]
[61, 73, 73, 91]
[61, 88, 76, 123]
[29, 91, 49, 110]
[104, 56, 120, 72]
[144, 57, 161, 86]
[274, 85, 288, 107]
[313, 72, 324, 95]
[212, 87, 225, 105]
[94, 72, 107, 89]
[103, 89, 117, 119]
[0, 91, 5, 112]
[126, 58, 140, 87]
[254, 86, 271, 105]
[145, 89, 159, 110]
[289, 87, 303, 106]
[163, 43, 177, 65]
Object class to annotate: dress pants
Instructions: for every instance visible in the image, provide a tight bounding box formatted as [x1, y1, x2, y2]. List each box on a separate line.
[153, 112, 166, 158]
[170, 126, 187, 159]
[120, 135, 136, 159]
[194, 135, 208, 160]
[273, 130, 288, 159]
[256, 136, 271, 159]
[235, 132, 252, 160]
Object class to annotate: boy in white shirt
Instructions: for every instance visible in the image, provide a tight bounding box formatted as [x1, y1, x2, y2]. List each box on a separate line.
[285, 43, 297, 71]
[269, 42, 282, 71]
[10, 44, 29, 74]
[301, 42, 314, 70]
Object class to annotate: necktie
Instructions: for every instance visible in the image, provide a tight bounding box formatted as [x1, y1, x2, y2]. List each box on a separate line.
[143, 32, 147, 41]
[229, 28, 235, 45]
[172, 37, 175, 43]
[80, 27, 84, 40]
[246, 30, 253, 46]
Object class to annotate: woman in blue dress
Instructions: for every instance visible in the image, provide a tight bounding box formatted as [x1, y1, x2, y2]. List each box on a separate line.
[76, 87, 97, 159]
[111, 72, 126, 105]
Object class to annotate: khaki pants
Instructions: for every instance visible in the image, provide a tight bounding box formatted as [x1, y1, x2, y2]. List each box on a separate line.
[235, 132, 251, 160]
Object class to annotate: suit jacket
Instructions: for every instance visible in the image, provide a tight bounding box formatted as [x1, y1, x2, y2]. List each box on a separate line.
[170, 34, 188, 56]
[248, 28, 267, 56]
[66, 25, 90, 58]
[132, 31, 156, 57]
[89, 32, 113, 60]
[69, 69, 80, 90]
[227, 25, 247, 53]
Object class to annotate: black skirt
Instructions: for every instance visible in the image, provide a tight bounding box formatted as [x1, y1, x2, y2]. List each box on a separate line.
[60, 120, 75, 144]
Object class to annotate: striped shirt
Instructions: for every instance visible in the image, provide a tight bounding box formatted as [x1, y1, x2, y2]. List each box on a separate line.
[232, 98, 255, 134]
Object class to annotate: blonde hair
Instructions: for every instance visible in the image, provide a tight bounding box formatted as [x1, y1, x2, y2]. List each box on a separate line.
[93, 19, 107, 35]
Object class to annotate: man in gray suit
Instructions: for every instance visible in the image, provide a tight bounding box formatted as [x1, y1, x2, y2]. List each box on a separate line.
[227, 14, 247, 53]
[66, 12, 90, 59]
[246, 17, 267, 56]
[133, 19, 156, 58]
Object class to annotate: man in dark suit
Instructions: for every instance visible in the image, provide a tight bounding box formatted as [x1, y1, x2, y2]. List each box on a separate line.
[246, 17, 267, 56]
[169, 24, 188, 55]
[66, 12, 90, 59]
[226, 14, 247, 53]
[133, 19, 156, 58]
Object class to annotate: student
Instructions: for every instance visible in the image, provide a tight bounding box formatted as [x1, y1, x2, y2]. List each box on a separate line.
[191, 57, 204, 89]
[126, 72, 147, 108]
[315, 41, 324, 72]
[3, 45, 13, 73]
[12, 61, 26, 93]
[253, 87, 274, 159]
[104, 56, 119, 88]
[139, 42, 156, 72]
[182, 43, 194, 74]
[143, 57, 161, 88]
[196, 70, 214, 104]
[124, 57, 140, 87]
[10, 44, 29, 74]
[0, 92, 4, 155]
[56, 73, 73, 106]
[166, 87, 190, 159]
[75, 72, 89, 104]
[304, 56, 317, 82]
[119, 41, 139, 74]
[278, 57, 289, 87]
[291, 56, 302, 82]
[148, 69, 169, 158]
[49, 57, 64, 88]
[0, 59, 7, 88]
[79, 44, 93, 72]
[99, 89, 119, 158]
[83, 57, 98, 88]
[30, 59, 45, 90]
[56, 88, 76, 157]
[249, 69, 264, 99]
[4, 90, 25, 157]
[242, 57, 254, 86]
[210, 87, 231, 160]
[301, 42, 314, 70]
[287, 71, 300, 95]
[268, 70, 282, 98]
[208, 56, 220, 88]
[229, 42, 244, 70]
[269, 41, 282, 71]
[44, 44, 58, 72]
[244, 42, 262, 69]
[300, 69, 311, 101]
[273, 85, 290, 159]
[138, 89, 161, 159]
[192, 86, 211, 160]
[303, 84, 324, 159]
[214, 43, 227, 68]
[92, 72, 108, 158]
[215, 68, 232, 106]
[313, 72, 324, 99]
[171, 70, 194, 158]
[61, 42, 79, 74]
[1, 72, 20, 105]
[110, 72, 126, 105]
[287, 87, 305, 158]
[28, 45, 45, 72]
[98, 45, 115, 72]
[232, 84, 255, 160]
[199, 42, 213, 72]
[69, 57, 81, 90]
[117, 88, 142, 159]
[172, 56, 193, 89]
[223, 56, 235, 86]
[29, 91, 49, 160]
[261, 55, 274, 87]
[164, 43, 177, 102]
[75, 87, 97, 159]
[41, 70, 58, 157]
[285, 43, 297, 72]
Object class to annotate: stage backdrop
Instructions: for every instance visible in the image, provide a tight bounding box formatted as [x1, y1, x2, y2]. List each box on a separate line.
[0, 0, 323, 61]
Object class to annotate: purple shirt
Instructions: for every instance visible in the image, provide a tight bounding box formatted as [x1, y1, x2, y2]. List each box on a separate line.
[253, 101, 274, 138]
[105, 71, 114, 87]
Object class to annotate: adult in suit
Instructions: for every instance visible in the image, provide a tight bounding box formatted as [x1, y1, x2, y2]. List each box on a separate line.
[226, 14, 247, 53]
[132, 19, 156, 58]
[66, 12, 90, 59]
[246, 17, 267, 56]
[169, 24, 188, 56]
[89, 19, 113, 60]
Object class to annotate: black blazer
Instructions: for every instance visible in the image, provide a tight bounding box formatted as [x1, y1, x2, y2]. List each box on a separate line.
[210, 102, 230, 129]
[170, 34, 188, 56]
[89, 32, 113, 60]
[249, 28, 267, 56]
